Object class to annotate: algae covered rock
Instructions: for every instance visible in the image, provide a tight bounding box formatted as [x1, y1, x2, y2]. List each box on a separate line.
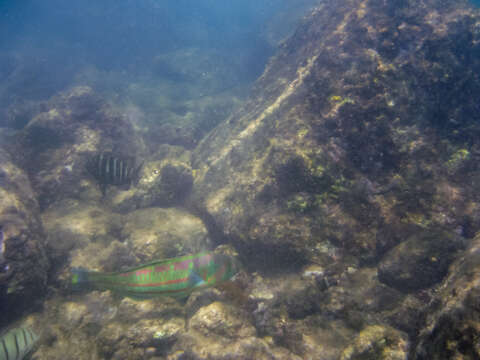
[413, 233, 480, 359]
[121, 207, 210, 261]
[31, 291, 116, 360]
[46, 203, 210, 276]
[340, 324, 409, 360]
[175, 300, 300, 360]
[117, 296, 183, 323]
[378, 229, 465, 292]
[32, 291, 186, 359]
[190, 0, 480, 272]
[14, 86, 144, 208]
[42, 199, 124, 263]
[0, 148, 49, 326]
[189, 301, 256, 339]
[110, 145, 193, 212]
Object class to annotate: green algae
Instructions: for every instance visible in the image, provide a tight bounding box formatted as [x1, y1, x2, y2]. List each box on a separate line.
[329, 95, 355, 107]
[446, 148, 470, 174]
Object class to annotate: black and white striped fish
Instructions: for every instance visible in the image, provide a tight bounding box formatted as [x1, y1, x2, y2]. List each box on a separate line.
[0, 326, 38, 360]
[86, 152, 143, 196]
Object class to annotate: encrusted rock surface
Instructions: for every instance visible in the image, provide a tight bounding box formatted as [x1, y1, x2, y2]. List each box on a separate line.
[0, 148, 49, 326]
[4, 0, 480, 359]
[120, 207, 210, 262]
[191, 0, 480, 272]
[110, 145, 194, 212]
[42, 199, 124, 267]
[43, 200, 211, 276]
[340, 324, 409, 360]
[14, 86, 145, 208]
[413, 233, 480, 359]
[378, 230, 465, 292]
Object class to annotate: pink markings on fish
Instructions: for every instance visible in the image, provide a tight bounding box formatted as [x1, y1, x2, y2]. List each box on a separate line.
[154, 265, 170, 273]
[136, 268, 152, 276]
[127, 277, 189, 287]
[193, 253, 213, 267]
[174, 260, 192, 270]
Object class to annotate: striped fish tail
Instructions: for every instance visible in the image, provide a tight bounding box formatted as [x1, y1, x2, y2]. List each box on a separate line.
[70, 267, 92, 291]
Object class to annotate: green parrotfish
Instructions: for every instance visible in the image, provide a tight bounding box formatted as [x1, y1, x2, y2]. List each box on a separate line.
[71, 251, 239, 299]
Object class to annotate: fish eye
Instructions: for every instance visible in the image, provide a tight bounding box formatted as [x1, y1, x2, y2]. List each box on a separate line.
[153, 169, 159, 175]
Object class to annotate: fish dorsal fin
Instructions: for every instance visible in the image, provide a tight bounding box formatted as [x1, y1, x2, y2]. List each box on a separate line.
[106, 252, 212, 275]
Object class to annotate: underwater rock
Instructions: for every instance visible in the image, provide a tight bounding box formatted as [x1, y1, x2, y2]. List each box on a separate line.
[189, 301, 256, 339]
[120, 207, 210, 262]
[378, 230, 465, 292]
[190, 0, 480, 271]
[413, 232, 480, 359]
[173, 336, 302, 360]
[3, 99, 46, 129]
[315, 266, 406, 333]
[151, 123, 197, 150]
[110, 145, 193, 212]
[340, 324, 409, 360]
[61, 291, 118, 330]
[69, 240, 134, 274]
[30, 292, 116, 360]
[174, 301, 301, 360]
[32, 291, 186, 359]
[42, 199, 125, 269]
[382, 294, 428, 338]
[185, 288, 226, 319]
[116, 296, 184, 323]
[59, 301, 88, 329]
[14, 86, 144, 208]
[124, 318, 185, 351]
[0, 148, 49, 326]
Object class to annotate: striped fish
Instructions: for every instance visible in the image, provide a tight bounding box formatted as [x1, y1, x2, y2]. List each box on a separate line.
[86, 152, 143, 196]
[0, 327, 38, 360]
[71, 251, 239, 299]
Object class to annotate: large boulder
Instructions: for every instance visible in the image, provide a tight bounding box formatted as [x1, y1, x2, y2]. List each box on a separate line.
[120, 207, 210, 262]
[42, 199, 210, 277]
[13, 86, 145, 209]
[413, 233, 480, 359]
[191, 0, 480, 270]
[378, 230, 465, 292]
[340, 324, 408, 360]
[0, 148, 49, 326]
[110, 144, 194, 213]
[41, 199, 126, 273]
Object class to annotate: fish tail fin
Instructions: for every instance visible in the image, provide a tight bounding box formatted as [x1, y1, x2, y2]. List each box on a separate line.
[70, 267, 92, 291]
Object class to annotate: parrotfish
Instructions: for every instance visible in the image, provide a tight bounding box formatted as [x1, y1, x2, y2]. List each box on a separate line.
[0, 326, 39, 360]
[71, 251, 239, 299]
[86, 152, 143, 196]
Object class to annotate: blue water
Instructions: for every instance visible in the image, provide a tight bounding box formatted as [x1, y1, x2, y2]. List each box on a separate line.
[0, 0, 315, 108]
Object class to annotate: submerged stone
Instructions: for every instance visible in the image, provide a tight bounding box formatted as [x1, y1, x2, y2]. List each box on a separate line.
[340, 324, 409, 360]
[413, 233, 480, 359]
[378, 230, 465, 292]
[0, 148, 49, 326]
